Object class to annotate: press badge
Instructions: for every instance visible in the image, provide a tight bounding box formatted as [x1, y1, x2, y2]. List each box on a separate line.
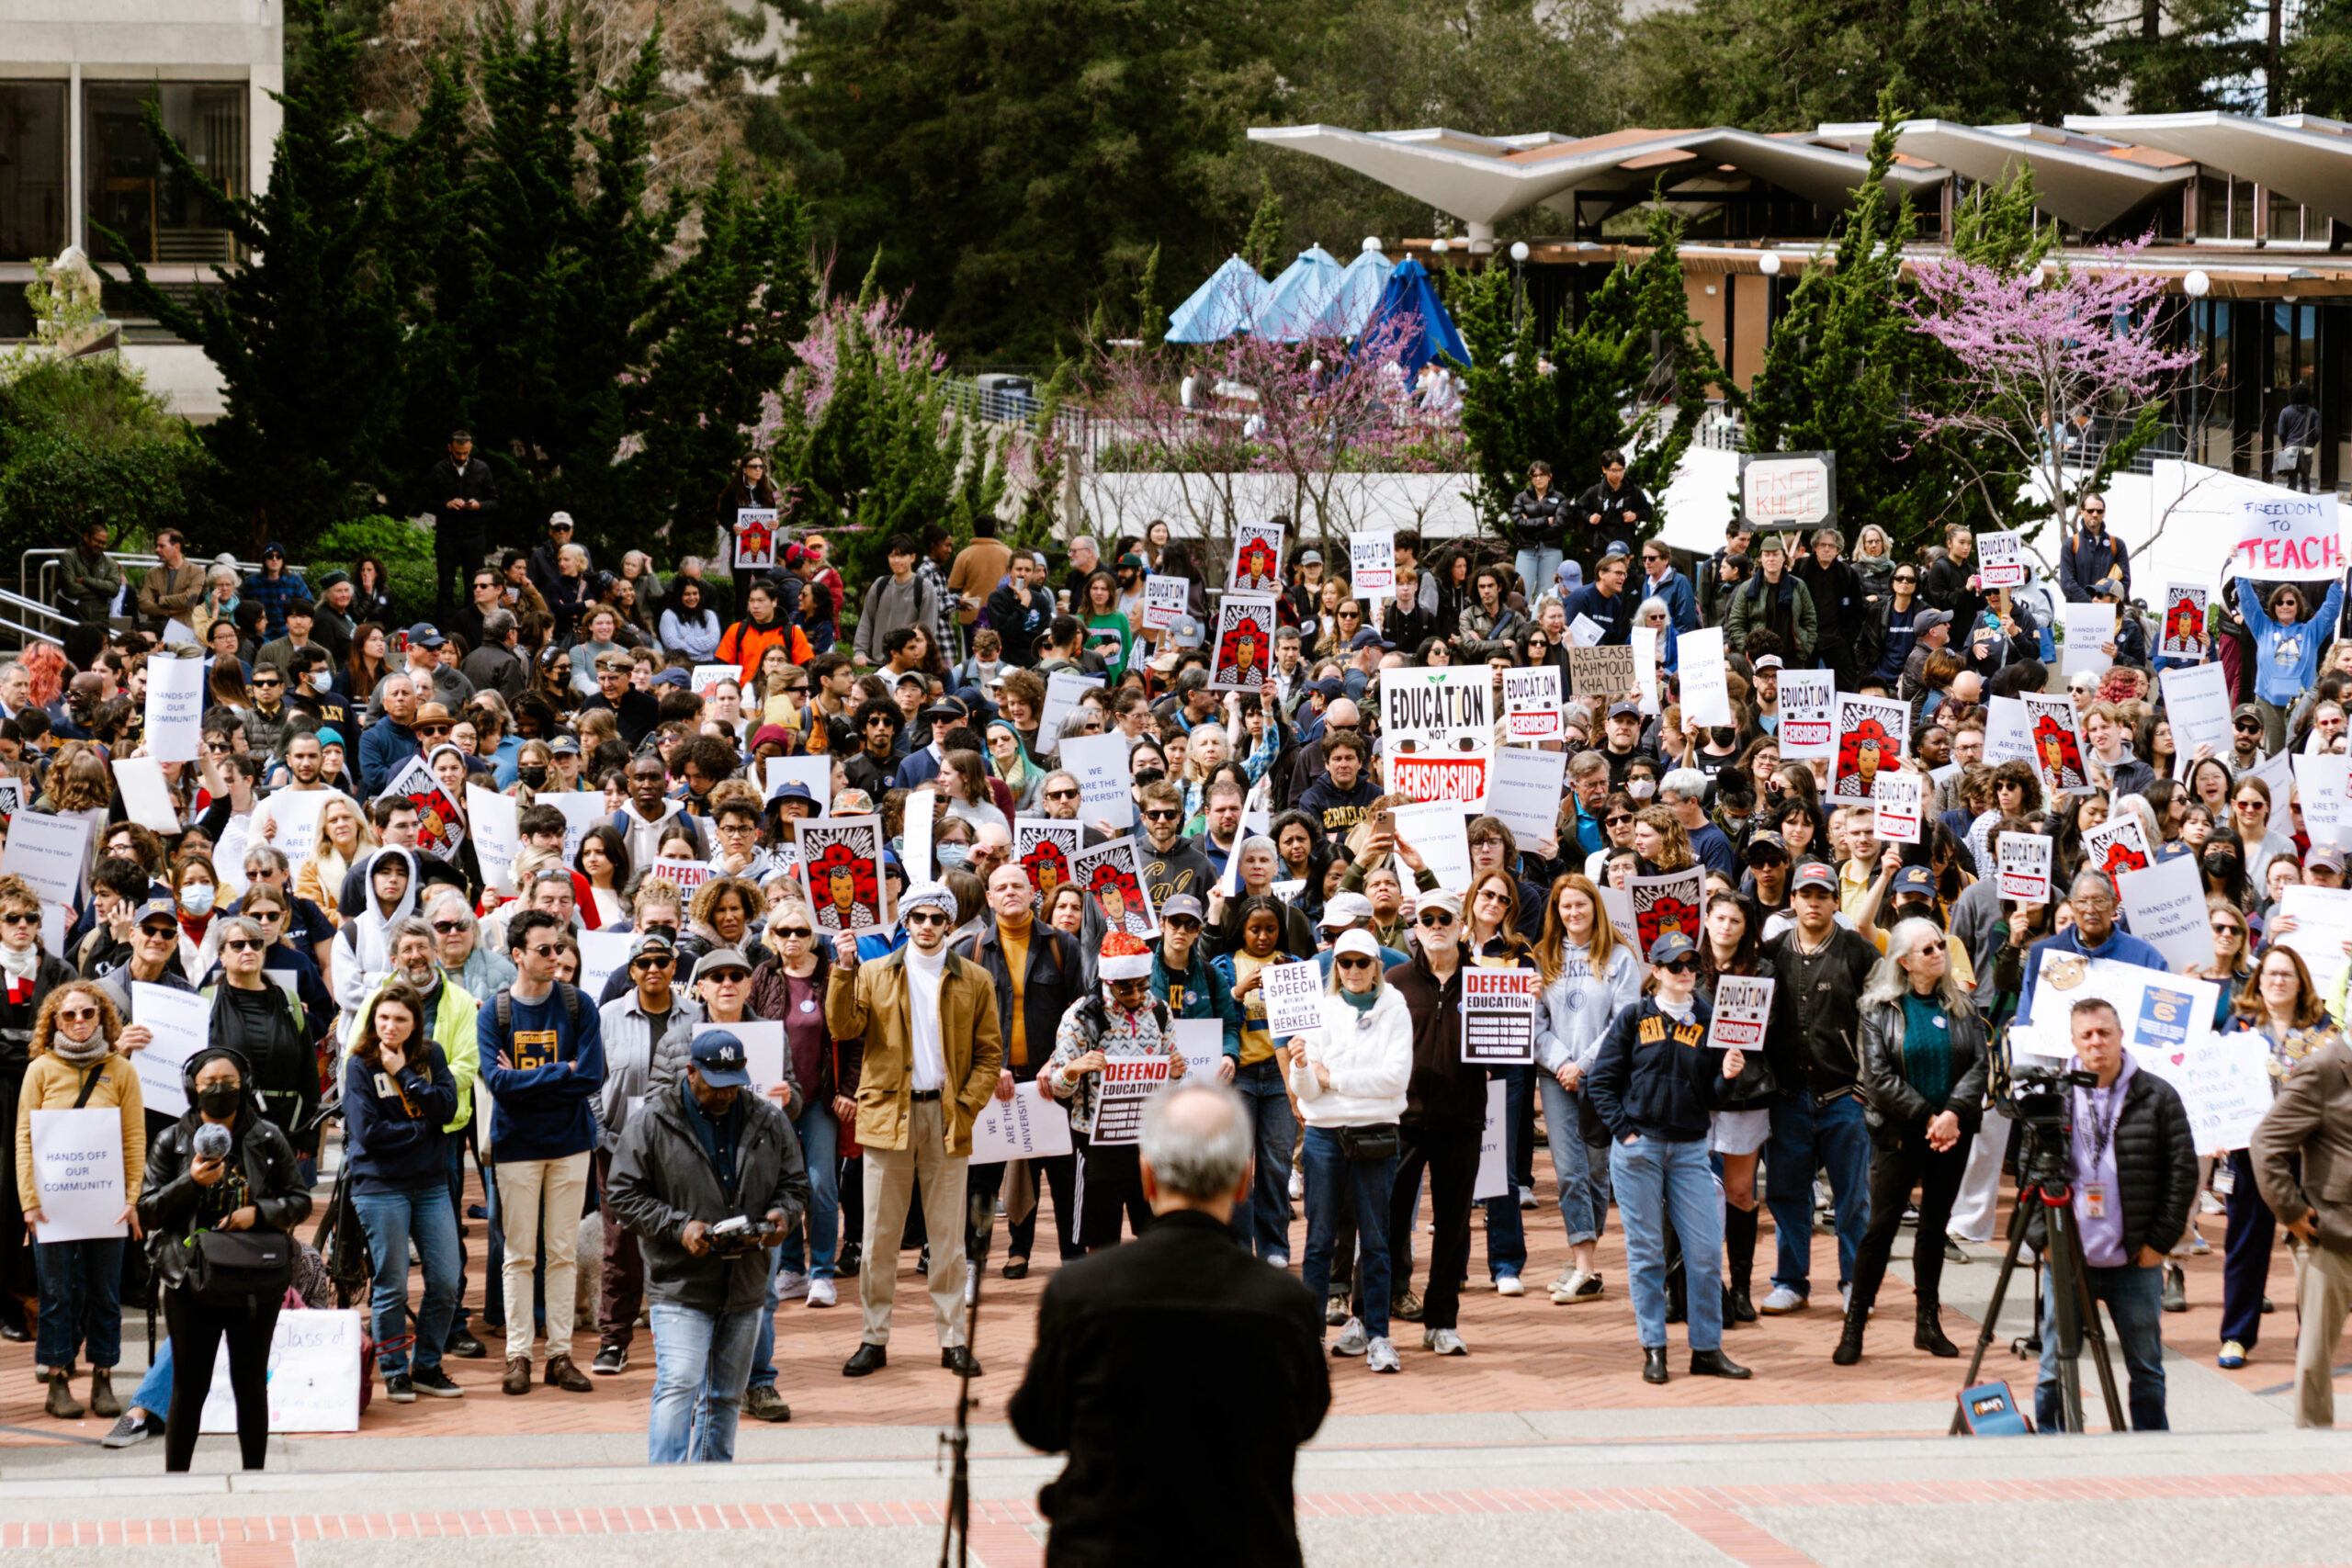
[2083, 1183, 2109, 1219]
[2214, 1163, 2236, 1196]
[375, 1072, 398, 1099]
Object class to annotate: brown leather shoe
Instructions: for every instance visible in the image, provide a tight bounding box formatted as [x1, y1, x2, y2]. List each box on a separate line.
[502, 1357, 533, 1396]
[544, 1354, 593, 1393]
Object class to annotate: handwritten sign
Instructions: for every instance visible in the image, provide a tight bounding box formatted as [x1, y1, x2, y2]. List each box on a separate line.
[1706, 975, 1775, 1051]
[2132, 1032, 2276, 1156]
[1740, 452, 1835, 527]
[198, 1309, 364, 1434]
[2234, 491, 2344, 581]
[1566, 644, 1635, 698]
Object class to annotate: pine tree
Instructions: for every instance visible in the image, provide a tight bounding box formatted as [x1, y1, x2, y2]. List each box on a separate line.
[1240, 175, 1285, 276]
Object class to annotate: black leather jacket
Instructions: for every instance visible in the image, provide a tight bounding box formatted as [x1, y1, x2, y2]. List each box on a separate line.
[1858, 993, 1990, 1139]
[139, 1106, 312, 1290]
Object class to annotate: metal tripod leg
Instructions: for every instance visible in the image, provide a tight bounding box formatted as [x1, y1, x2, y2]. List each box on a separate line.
[2043, 1200, 2127, 1433]
[1951, 1186, 2037, 1434]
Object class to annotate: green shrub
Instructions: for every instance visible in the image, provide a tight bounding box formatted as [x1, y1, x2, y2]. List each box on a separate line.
[312, 513, 437, 618]
[0, 358, 207, 562]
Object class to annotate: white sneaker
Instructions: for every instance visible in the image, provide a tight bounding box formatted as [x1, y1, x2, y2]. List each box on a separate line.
[1288, 1168, 1306, 1202]
[1332, 1315, 1369, 1358]
[1494, 1274, 1525, 1297]
[2199, 1190, 2225, 1215]
[1266, 1251, 1290, 1269]
[1551, 1268, 1604, 1304]
[1518, 1185, 1538, 1211]
[806, 1276, 838, 1309]
[1423, 1327, 1468, 1356]
[1365, 1337, 1402, 1373]
[775, 1269, 810, 1303]
[966, 1269, 978, 1305]
[1758, 1285, 1808, 1314]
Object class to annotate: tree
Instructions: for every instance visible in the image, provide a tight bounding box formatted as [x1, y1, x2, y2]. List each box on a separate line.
[2106, 0, 2265, 112]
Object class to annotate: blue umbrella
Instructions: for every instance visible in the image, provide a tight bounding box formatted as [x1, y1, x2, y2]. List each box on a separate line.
[1358, 257, 1470, 375]
[1250, 245, 1344, 341]
[1321, 245, 1394, 338]
[1165, 255, 1269, 344]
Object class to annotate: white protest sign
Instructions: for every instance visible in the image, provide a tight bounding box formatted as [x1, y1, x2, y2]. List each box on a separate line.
[1706, 975, 1776, 1051]
[1598, 886, 1643, 970]
[1996, 833, 2054, 903]
[2062, 603, 2117, 678]
[1350, 529, 1396, 598]
[2131, 1032, 2276, 1156]
[143, 654, 208, 761]
[29, 1109, 127, 1243]
[576, 930, 633, 1001]
[967, 1077, 1075, 1164]
[261, 787, 333, 867]
[1568, 614, 1605, 648]
[2233, 491, 2344, 581]
[901, 788, 935, 881]
[1090, 1056, 1171, 1146]
[1777, 670, 1837, 760]
[1227, 521, 1285, 593]
[1871, 772, 1923, 845]
[1057, 732, 1136, 832]
[212, 817, 251, 899]
[1460, 968, 1540, 1066]
[691, 664, 738, 703]
[0, 810, 90, 907]
[1380, 666, 1494, 807]
[540, 792, 609, 865]
[2246, 743, 2293, 807]
[1630, 625, 1661, 715]
[1389, 800, 1475, 888]
[1035, 671, 1105, 756]
[1500, 665, 1564, 743]
[115, 756, 180, 834]
[468, 784, 521, 897]
[2115, 857, 2211, 975]
[199, 1309, 364, 1434]
[1485, 745, 1567, 852]
[2013, 956, 2217, 1066]
[1261, 959, 1327, 1038]
[1678, 627, 1732, 728]
[2277, 884, 2352, 1014]
[1474, 1078, 1510, 1200]
[130, 981, 207, 1119]
[730, 508, 778, 571]
[1985, 695, 2032, 766]
[2159, 662, 2233, 780]
[1978, 530, 2028, 591]
[2081, 813, 2154, 886]
[1170, 1018, 1226, 1085]
[732, 1019, 789, 1100]
[763, 755, 832, 809]
[1141, 574, 1189, 633]
[1741, 453, 1833, 527]
[2295, 752, 2351, 851]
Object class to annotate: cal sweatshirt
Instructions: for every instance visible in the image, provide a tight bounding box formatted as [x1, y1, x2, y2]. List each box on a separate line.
[477, 985, 606, 1162]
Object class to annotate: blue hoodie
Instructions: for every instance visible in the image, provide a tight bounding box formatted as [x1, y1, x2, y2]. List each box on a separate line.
[343, 1043, 458, 1193]
[477, 983, 606, 1161]
[2238, 577, 2346, 707]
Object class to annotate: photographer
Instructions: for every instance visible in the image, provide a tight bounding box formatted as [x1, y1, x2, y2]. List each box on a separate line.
[608, 1029, 808, 1465]
[2034, 998, 2197, 1431]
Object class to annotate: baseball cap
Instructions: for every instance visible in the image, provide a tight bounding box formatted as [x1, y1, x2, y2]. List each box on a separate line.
[1911, 609, 1952, 637]
[1791, 863, 1839, 894]
[1893, 864, 1939, 898]
[895, 669, 927, 688]
[1751, 654, 1784, 672]
[1334, 929, 1382, 962]
[1742, 831, 1789, 864]
[406, 623, 446, 649]
[1159, 893, 1206, 925]
[651, 667, 691, 689]
[2312, 847, 2347, 874]
[628, 929, 676, 961]
[1298, 550, 1322, 566]
[548, 511, 575, 531]
[1312, 676, 1345, 700]
[1319, 891, 1375, 930]
[1608, 699, 1643, 719]
[922, 702, 966, 722]
[1348, 628, 1394, 651]
[1646, 931, 1697, 966]
[134, 897, 179, 931]
[692, 947, 753, 981]
[1117, 554, 1146, 571]
[771, 781, 820, 810]
[549, 734, 581, 756]
[688, 1029, 752, 1088]
[1419, 890, 1463, 920]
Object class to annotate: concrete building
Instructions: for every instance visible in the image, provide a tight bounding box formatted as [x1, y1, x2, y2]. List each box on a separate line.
[0, 0, 282, 419]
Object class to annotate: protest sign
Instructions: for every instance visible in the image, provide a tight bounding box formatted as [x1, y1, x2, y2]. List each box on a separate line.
[1057, 732, 1136, 832]
[1597, 886, 1644, 969]
[1035, 670, 1106, 754]
[2012, 955, 2217, 1065]
[1485, 745, 1567, 851]
[795, 816, 893, 937]
[2246, 743, 2292, 806]
[2081, 814, 2152, 887]
[2022, 694, 2090, 797]
[2159, 662, 2232, 779]
[1828, 694, 1910, 803]
[650, 858, 712, 899]
[2116, 857, 2211, 974]
[1170, 1018, 1226, 1086]
[763, 755, 832, 809]
[468, 784, 520, 896]
[725, 1020, 788, 1103]
[1500, 665, 1564, 742]
[1996, 833, 2054, 904]
[1141, 574, 1189, 633]
[1739, 452, 1835, 528]
[130, 981, 206, 1119]
[213, 818, 251, 899]
[1461, 967, 1541, 1065]
[2131, 1032, 2276, 1156]
[379, 756, 465, 855]
[1090, 1056, 1172, 1146]
[1978, 530, 2028, 590]
[1630, 869, 1704, 958]
[574, 930, 632, 1002]
[1567, 644, 1635, 699]
[1706, 976, 1776, 1051]
[1351, 529, 1396, 598]
[1071, 836, 1158, 939]
[0, 810, 89, 907]
[2296, 752, 2351, 851]
[1381, 666, 1494, 806]
[1015, 818, 1083, 906]
[1630, 625, 1661, 714]
[1261, 958, 1327, 1037]
[691, 664, 737, 703]
[2277, 884, 2352, 1012]
[114, 756, 180, 835]
[1475, 1079, 1510, 1201]
[1871, 771, 1924, 844]
[1985, 694, 2031, 766]
[2234, 491, 2344, 581]
[0, 775, 22, 824]
[967, 1078, 1076, 1165]
[29, 1110, 126, 1243]
[1389, 801, 1475, 888]
[538, 791, 607, 868]
[2061, 603, 2117, 678]
[1777, 670, 1837, 760]
[1227, 521, 1284, 593]
[2159, 583, 2209, 660]
[1209, 593, 1282, 694]
[1567, 615, 1605, 648]
[1678, 627, 1732, 728]
[731, 508, 777, 570]
[144, 654, 208, 761]
[258, 787, 333, 866]
[199, 1310, 364, 1434]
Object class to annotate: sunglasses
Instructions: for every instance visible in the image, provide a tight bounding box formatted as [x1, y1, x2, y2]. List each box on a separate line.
[140, 922, 178, 939]
[1417, 911, 1456, 928]
[631, 954, 675, 970]
[1143, 808, 1182, 821]
[220, 939, 258, 953]
[2235, 723, 2262, 733]
[1045, 788, 1080, 801]
[0, 912, 37, 927]
[1164, 917, 1203, 932]
[431, 919, 466, 934]
[526, 944, 563, 958]
[775, 927, 813, 939]
[56, 1006, 97, 1022]
[906, 910, 950, 927]
[1336, 955, 1375, 971]
[1894, 574, 1917, 584]
[1660, 957, 1699, 976]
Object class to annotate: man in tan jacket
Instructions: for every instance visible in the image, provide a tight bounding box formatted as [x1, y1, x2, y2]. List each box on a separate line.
[2251, 1036, 2352, 1427]
[135, 529, 206, 638]
[826, 879, 1001, 1379]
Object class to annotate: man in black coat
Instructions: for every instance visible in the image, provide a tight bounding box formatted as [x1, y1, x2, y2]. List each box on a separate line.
[427, 428, 499, 626]
[1010, 1081, 1329, 1568]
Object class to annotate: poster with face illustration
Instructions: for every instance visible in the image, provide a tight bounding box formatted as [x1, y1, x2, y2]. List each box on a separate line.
[2082, 813, 2153, 887]
[732, 508, 778, 571]
[1071, 836, 1159, 940]
[1629, 869, 1704, 960]
[1828, 694, 1911, 803]
[2023, 693, 2091, 797]
[1209, 592, 1281, 694]
[2160, 583, 2208, 660]
[793, 815, 892, 937]
[381, 755, 466, 856]
[1228, 522, 1285, 594]
[1014, 818, 1082, 908]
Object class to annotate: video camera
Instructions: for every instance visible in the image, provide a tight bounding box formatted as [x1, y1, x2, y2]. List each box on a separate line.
[706, 1214, 762, 1258]
[2000, 1050, 2099, 1190]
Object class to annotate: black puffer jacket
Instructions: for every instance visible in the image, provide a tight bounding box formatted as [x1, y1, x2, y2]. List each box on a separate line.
[1587, 996, 1733, 1143]
[1385, 953, 1485, 1135]
[1510, 487, 1570, 548]
[1858, 992, 1990, 1139]
[139, 1103, 312, 1290]
[2024, 1066, 2198, 1261]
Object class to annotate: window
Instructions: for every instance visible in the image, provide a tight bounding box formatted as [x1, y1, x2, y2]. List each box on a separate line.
[84, 82, 245, 265]
[0, 83, 67, 263]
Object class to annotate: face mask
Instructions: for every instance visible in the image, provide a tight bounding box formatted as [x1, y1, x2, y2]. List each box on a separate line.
[197, 1083, 242, 1119]
[1132, 768, 1166, 789]
[180, 885, 216, 917]
[1711, 727, 1737, 749]
[311, 671, 333, 694]
[935, 844, 970, 870]
[1627, 780, 1656, 801]
[2205, 852, 2239, 877]
[519, 765, 549, 788]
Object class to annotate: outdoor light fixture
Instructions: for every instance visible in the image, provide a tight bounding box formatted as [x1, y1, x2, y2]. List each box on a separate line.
[2182, 269, 2211, 298]
[1362, 236, 1383, 253]
[1430, 237, 1449, 254]
[1510, 241, 1530, 263]
[1758, 253, 1781, 276]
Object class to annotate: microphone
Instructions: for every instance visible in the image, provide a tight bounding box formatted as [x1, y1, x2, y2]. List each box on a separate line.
[193, 1122, 232, 1161]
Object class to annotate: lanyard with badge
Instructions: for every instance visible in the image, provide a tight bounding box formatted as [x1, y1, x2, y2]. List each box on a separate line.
[2078, 1081, 2124, 1220]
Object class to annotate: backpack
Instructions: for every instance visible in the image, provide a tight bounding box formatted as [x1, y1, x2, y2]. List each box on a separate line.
[492, 981, 585, 1036]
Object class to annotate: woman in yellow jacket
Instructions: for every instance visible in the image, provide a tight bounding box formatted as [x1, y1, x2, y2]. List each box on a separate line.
[14, 982, 144, 1421]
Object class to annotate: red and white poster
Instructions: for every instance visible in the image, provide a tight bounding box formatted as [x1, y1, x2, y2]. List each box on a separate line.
[794, 815, 893, 937]
[1828, 694, 1910, 803]
[2023, 694, 2091, 798]
[1209, 592, 1280, 694]
[1381, 666, 1494, 807]
[1630, 869, 1703, 960]
[2160, 583, 2209, 660]
[732, 508, 778, 571]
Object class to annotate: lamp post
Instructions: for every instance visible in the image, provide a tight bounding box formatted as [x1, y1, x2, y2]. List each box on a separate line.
[1510, 239, 1530, 333]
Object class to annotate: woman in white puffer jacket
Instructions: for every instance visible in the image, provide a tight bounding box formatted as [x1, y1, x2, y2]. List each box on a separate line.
[1532, 874, 1641, 1306]
[1287, 929, 1414, 1373]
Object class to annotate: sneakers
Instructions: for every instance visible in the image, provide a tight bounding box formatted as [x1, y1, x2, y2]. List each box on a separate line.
[412, 1366, 464, 1398]
[2199, 1190, 2225, 1215]
[1266, 1251, 1290, 1269]
[445, 1328, 488, 1359]
[1325, 1292, 1350, 1326]
[1332, 1316, 1370, 1358]
[385, 1371, 417, 1404]
[1288, 1168, 1306, 1202]
[745, 1383, 792, 1422]
[808, 1276, 839, 1309]
[1494, 1273, 1525, 1297]
[1758, 1285, 1807, 1315]
[503, 1358, 533, 1396]
[2218, 1340, 2247, 1369]
[544, 1355, 593, 1393]
[775, 1269, 810, 1303]
[1364, 1337, 1402, 1373]
[1423, 1327, 1468, 1356]
[1943, 1237, 1971, 1265]
[2161, 1264, 2188, 1314]
[1390, 1290, 1424, 1323]
[591, 1346, 630, 1375]
[1551, 1269, 1604, 1305]
[101, 1410, 157, 1449]
[1518, 1186, 1538, 1211]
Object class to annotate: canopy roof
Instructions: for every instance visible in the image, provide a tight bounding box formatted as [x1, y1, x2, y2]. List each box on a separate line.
[1166, 255, 1269, 344]
[1361, 256, 1468, 375]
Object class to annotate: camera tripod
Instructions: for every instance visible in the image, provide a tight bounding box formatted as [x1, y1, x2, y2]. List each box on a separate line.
[940, 1192, 994, 1568]
[1952, 1175, 2124, 1434]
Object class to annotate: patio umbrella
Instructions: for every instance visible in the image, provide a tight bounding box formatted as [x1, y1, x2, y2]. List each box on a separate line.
[1165, 255, 1269, 344]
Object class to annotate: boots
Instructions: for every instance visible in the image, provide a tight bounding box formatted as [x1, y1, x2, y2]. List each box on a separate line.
[1663, 1254, 1687, 1325]
[1914, 1303, 1960, 1359]
[45, 1367, 82, 1420]
[88, 1368, 120, 1419]
[1831, 1302, 1867, 1366]
[1724, 1204, 1759, 1323]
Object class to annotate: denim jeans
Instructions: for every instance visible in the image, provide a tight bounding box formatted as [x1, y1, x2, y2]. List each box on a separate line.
[1301, 1126, 1395, 1341]
[742, 1246, 785, 1402]
[1764, 1088, 1872, 1296]
[35, 1236, 124, 1370]
[1482, 1066, 1530, 1280]
[444, 1136, 472, 1335]
[1231, 1060, 1297, 1259]
[776, 1103, 841, 1280]
[1515, 547, 1565, 603]
[1611, 1134, 1723, 1351]
[1536, 1074, 1611, 1246]
[353, 1183, 463, 1375]
[649, 1303, 763, 1463]
[134, 1341, 173, 1414]
[2037, 1260, 2168, 1432]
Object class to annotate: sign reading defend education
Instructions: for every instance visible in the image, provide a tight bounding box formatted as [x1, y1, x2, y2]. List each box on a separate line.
[1460, 968, 1540, 1065]
[1089, 1056, 1171, 1146]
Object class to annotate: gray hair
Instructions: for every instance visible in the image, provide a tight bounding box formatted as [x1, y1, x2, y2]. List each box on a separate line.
[2069, 867, 2117, 904]
[387, 915, 436, 951]
[424, 887, 478, 932]
[1660, 767, 1709, 803]
[483, 608, 517, 641]
[1137, 1081, 1252, 1201]
[241, 843, 290, 877]
[1636, 595, 1672, 623]
[214, 915, 267, 952]
[206, 564, 240, 591]
[1056, 708, 1097, 741]
[1860, 916, 1974, 1016]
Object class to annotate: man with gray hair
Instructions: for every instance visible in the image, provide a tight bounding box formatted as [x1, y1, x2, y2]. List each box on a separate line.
[1010, 1079, 1329, 1565]
[462, 608, 527, 703]
[1660, 767, 1738, 878]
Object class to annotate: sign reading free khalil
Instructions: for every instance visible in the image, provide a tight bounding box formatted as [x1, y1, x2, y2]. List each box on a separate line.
[1381, 666, 1493, 806]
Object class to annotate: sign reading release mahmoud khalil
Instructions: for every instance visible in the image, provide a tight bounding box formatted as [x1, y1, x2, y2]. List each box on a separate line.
[1382, 667, 1494, 806]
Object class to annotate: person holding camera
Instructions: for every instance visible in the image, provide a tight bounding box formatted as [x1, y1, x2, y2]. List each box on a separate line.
[138, 1045, 312, 1472]
[608, 1028, 808, 1464]
[2036, 998, 2198, 1431]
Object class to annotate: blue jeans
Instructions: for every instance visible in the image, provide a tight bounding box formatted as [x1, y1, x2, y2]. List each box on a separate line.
[741, 1246, 785, 1402]
[2037, 1261, 2168, 1432]
[1515, 547, 1565, 602]
[1537, 1074, 1611, 1245]
[1611, 1134, 1723, 1351]
[35, 1237, 124, 1370]
[353, 1183, 463, 1375]
[649, 1303, 763, 1463]
[1482, 1066, 1530, 1280]
[776, 1104, 840, 1280]
[1232, 1060, 1297, 1259]
[445, 1136, 471, 1335]
[1301, 1126, 1395, 1341]
[134, 1342, 172, 1413]
[1764, 1088, 1872, 1296]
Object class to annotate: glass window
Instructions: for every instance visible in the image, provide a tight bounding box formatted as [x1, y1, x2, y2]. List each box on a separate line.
[84, 82, 245, 265]
[2232, 180, 2255, 242]
[0, 83, 67, 263]
[2199, 175, 2228, 240]
[2270, 197, 2304, 243]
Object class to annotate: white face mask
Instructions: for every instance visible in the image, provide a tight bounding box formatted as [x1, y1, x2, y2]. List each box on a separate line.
[1627, 779, 1657, 800]
[311, 671, 333, 694]
[180, 884, 216, 917]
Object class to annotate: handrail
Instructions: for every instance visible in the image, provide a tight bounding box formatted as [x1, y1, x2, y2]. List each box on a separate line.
[25, 547, 279, 615]
[0, 587, 71, 628]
